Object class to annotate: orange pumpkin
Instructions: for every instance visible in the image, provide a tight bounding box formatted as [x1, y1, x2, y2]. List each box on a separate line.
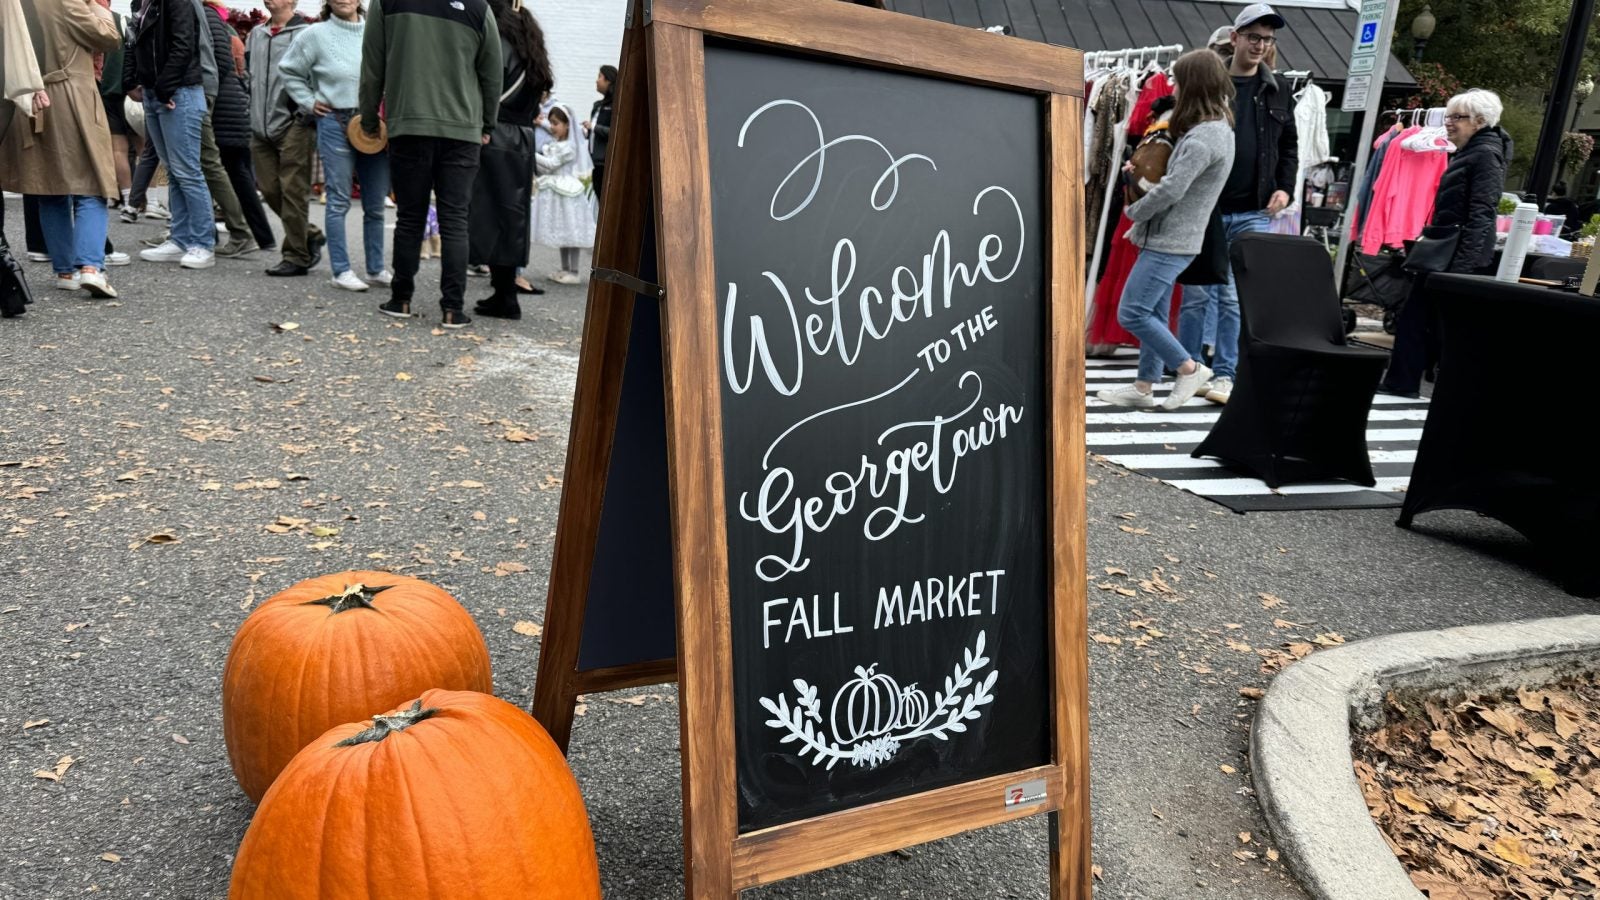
[222, 571, 492, 802]
[229, 690, 601, 900]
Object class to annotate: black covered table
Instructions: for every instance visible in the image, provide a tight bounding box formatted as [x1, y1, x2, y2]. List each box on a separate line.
[1399, 275, 1600, 596]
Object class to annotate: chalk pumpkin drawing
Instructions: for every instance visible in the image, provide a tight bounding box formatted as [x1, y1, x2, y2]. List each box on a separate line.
[760, 630, 997, 769]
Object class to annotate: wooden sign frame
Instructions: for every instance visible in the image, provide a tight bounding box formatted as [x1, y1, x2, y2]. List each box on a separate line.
[533, 1, 1088, 895]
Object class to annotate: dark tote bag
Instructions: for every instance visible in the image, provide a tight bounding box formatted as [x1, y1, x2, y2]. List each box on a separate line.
[1401, 224, 1461, 275]
[1, 232, 31, 318]
[1177, 206, 1228, 285]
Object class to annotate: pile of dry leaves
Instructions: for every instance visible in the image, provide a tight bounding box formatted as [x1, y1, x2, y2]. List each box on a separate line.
[1354, 672, 1600, 899]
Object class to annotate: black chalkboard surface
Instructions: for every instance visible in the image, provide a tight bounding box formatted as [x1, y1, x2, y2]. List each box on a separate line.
[704, 43, 1050, 833]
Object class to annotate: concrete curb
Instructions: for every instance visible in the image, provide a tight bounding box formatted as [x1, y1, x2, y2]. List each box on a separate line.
[1251, 614, 1600, 900]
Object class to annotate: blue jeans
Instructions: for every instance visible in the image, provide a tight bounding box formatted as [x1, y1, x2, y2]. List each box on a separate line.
[1117, 248, 1197, 384]
[36, 195, 108, 274]
[316, 113, 390, 276]
[1177, 211, 1269, 380]
[144, 86, 214, 250]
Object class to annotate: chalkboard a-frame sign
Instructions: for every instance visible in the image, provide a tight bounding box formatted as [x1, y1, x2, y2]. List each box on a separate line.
[530, 0, 1089, 895]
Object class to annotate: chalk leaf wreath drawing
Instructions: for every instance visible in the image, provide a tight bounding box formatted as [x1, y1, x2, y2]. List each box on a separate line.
[759, 630, 998, 769]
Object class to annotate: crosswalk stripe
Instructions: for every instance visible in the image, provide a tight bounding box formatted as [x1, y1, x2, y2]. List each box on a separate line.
[1085, 409, 1429, 425]
[1087, 427, 1424, 447]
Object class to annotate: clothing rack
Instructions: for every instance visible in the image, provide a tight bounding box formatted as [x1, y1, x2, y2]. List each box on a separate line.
[1084, 44, 1183, 316]
[1084, 44, 1184, 73]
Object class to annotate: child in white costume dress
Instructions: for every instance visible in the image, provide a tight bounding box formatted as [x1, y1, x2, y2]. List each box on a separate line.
[531, 104, 595, 284]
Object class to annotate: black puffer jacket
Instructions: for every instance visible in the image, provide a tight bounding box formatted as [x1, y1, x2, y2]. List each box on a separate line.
[204, 6, 251, 149]
[1430, 126, 1512, 274]
[589, 93, 613, 165]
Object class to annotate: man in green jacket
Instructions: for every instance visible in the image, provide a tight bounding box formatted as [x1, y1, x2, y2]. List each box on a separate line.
[359, 0, 501, 328]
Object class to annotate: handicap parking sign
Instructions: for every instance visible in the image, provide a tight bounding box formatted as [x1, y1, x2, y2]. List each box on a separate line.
[1360, 23, 1377, 43]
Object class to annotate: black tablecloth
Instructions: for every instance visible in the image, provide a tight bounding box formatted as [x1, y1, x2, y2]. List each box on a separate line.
[1400, 275, 1600, 596]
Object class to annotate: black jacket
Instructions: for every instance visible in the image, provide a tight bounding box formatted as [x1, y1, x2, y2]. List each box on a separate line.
[1234, 65, 1298, 210]
[1430, 126, 1511, 274]
[204, 7, 251, 149]
[496, 36, 552, 126]
[127, 0, 205, 104]
[589, 93, 613, 165]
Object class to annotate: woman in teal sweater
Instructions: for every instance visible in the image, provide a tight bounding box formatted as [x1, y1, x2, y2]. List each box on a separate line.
[280, 0, 391, 292]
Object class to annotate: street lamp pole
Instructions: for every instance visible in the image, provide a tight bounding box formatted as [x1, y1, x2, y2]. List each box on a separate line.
[1411, 4, 1436, 62]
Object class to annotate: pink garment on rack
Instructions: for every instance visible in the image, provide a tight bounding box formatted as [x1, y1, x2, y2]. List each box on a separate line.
[1360, 127, 1450, 255]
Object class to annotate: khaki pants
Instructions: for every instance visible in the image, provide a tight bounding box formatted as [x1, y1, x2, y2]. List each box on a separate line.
[251, 125, 322, 266]
[200, 105, 249, 241]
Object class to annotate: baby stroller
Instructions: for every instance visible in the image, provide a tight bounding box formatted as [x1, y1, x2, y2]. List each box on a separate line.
[1342, 249, 1410, 335]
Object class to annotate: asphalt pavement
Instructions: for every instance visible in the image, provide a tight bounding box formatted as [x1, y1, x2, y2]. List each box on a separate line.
[2, 198, 1593, 899]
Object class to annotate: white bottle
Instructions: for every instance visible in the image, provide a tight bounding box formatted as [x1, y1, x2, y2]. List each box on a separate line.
[1495, 202, 1539, 283]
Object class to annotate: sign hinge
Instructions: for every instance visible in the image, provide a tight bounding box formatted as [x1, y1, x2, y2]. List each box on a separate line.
[592, 267, 664, 299]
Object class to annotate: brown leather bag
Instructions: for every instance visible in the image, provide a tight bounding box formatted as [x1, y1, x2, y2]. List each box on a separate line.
[1125, 121, 1174, 205]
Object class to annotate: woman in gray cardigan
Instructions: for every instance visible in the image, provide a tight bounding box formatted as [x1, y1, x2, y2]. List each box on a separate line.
[1099, 50, 1237, 411]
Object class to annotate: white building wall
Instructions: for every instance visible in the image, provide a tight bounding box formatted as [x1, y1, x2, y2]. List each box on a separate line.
[536, 0, 628, 119]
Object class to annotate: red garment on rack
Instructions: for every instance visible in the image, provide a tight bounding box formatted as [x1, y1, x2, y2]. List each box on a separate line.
[1087, 214, 1183, 349]
[1087, 72, 1179, 351]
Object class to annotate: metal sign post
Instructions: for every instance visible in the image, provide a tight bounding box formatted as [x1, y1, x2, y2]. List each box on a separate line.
[1332, 0, 1402, 293]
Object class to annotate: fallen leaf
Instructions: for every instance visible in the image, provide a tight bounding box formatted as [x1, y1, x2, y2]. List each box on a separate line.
[171, 734, 190, 745]
[100, 853, 121, 863]
[1239, 687, 1265, 700]
[1311, 632, 1346, 647]
[1394, 787, 1431, 814]
[1258, 592, 1284, 608]
[1103, 567, 1128, 576]
[33, 755, 75, 781]
[512, 621, 543, 637]
[1091, 633, 1123, 646]
[1238, 832, 1252, 843]
[128, 532, 180, 550]
[309, 526, 340, 538]
[1475, 707, 1522, 738]
[1117, 525, 1151, 535]
[23, 718, 49, 730]
[458, 480, 486, 489]
[503, 429, 539, 443]
[395, 372, 413, 381]
[1553, 705, 1582, 740]
[1266, 848, 1279, 862]
[494, 561, 529, 577]
[1528, 768, 1558, 790]
[1490, 834, 1532, 867]
[270, 321, 300, 332]
[1219, 764, 1236, 774]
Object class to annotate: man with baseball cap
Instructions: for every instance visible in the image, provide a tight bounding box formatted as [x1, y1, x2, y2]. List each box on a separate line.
[1178, 2, 1297, 406]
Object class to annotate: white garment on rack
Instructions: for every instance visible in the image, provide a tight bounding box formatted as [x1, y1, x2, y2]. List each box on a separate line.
[1281, 83, 1330, 220]
[1083, 77, 1105, 182]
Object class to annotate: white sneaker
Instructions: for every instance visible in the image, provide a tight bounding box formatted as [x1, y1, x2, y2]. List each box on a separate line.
[27, 251, 50, 263]
[384, 196, 396, 208]
[1096, 385, 1157, 408]
[179, 247, 216, 269]
[139, 240, 186, 262]
[145, 201, 172, 220]
[1163, 364, 1214, 410]
[54, 272, 81, 291]
[332, 270, 370, 291]
[550, 270, 581, 285]
[105, 251, 131, 267]
[1204, 377, 1233, 405]
[78, 270, 117, 298]
[366, 269, 393, 287]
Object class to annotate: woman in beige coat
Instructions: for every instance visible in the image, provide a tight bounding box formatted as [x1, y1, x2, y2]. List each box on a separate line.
[0, 0, 122, 297]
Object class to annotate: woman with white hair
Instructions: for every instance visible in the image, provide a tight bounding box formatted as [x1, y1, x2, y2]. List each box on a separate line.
[1379, 88, 1511, 397]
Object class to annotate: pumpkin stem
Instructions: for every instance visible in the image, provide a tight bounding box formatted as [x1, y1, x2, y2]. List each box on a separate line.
[335, 700, 440, 746]
[306, 582, 395, 614]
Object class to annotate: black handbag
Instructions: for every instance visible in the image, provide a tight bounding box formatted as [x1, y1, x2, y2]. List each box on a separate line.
[1401, 224, 1461, 275]
[1176, 206, 1228, 285]
[1, 232, 32, 319]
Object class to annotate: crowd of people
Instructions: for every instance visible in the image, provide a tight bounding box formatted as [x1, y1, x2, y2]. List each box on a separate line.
[1094, 2, 1509, 410]
[1, 0, 613, 326]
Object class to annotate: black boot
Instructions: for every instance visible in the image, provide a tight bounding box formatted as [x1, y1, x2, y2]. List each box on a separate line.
[473, 292, 522, 320]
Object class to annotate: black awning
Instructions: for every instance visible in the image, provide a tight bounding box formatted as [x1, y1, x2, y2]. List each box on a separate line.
[883, 0, 1417, 87]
